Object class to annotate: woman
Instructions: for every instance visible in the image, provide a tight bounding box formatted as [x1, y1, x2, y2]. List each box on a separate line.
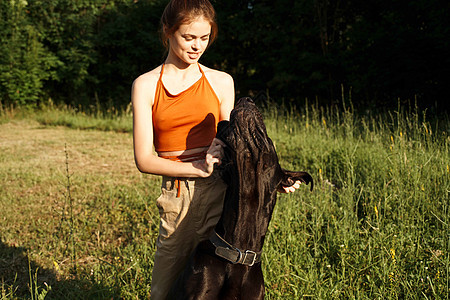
[131, 0, 301, 298]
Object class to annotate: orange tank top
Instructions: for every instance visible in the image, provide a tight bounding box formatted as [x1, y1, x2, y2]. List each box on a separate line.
[152, 64, 221, 152]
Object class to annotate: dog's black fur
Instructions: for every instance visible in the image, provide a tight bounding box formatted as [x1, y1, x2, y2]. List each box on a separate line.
[168, 97, 313, 300]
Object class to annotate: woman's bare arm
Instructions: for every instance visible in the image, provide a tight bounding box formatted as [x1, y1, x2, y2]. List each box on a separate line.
[132, 73, 215, 177]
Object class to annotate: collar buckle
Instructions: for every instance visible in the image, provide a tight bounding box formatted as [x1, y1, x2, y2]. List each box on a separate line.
[243, 250, 257, 266]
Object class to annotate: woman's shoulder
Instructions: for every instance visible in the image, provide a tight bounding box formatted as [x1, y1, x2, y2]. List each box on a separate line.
[132, 65, 163, 105]
[200, 64, 234, 108]
[200, 64, 234, 94]
[200, 64, 233, 82]
[133, 65, 162, 87]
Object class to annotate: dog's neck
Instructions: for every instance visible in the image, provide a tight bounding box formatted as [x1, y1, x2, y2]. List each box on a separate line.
[214, 98, 284, 253]
[215, 163, 283, 253]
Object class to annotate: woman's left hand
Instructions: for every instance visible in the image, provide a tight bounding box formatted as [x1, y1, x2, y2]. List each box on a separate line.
[278, 180, 302, 193]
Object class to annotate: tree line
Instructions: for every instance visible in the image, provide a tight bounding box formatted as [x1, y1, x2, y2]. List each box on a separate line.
[1, 0, 449, 111]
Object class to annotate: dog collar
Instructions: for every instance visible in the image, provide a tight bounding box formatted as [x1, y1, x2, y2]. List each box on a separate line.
[209, 231, 262, 267]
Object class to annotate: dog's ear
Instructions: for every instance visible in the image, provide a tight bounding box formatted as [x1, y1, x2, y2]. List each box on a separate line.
[279, 169, 314, 191]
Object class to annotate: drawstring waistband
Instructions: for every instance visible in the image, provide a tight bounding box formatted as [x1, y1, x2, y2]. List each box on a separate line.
[159, 151, 207, 197]
[160, 151, 207, 163]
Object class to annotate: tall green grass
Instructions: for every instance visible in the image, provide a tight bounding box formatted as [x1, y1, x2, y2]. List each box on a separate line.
[0, 99, 133, 132]
[0, 101, 448, 299]
[263, 100, 449, 298]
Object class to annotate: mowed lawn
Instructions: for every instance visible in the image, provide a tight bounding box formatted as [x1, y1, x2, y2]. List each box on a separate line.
[0, 105, 449, 299]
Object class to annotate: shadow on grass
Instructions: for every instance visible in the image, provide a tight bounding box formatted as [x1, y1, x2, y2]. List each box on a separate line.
[0, 238, 118, 299]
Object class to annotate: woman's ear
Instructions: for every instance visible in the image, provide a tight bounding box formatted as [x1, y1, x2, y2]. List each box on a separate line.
[162, 24, 168, 36]
[161, 25, 171, 48]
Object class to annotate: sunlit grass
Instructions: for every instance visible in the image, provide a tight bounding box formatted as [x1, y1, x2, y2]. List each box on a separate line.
[263, 100, 449, 299]
[0, 100, 448, 298]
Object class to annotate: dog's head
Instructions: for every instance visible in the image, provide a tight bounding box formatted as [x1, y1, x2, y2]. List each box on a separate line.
[218, 97, 271, 156]
[215, 97, 313, 249]
[216, 97, 313, 196]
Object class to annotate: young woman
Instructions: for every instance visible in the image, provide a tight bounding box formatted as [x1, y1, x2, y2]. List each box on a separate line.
[131, 0, 301, 298]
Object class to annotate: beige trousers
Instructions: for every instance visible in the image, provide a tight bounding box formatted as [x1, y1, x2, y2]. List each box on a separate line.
[150, 171, 227, 300]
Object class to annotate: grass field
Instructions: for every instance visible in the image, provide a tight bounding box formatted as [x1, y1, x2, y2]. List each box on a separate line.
[0, 101, 449, 299]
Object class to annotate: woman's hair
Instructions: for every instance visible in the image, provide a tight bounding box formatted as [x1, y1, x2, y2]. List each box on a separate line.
[160, 0, 218, 49]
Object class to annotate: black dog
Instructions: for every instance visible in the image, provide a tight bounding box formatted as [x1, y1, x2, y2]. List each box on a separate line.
[168, 97, 313, 300]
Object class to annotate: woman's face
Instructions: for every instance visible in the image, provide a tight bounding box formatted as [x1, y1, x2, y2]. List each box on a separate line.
[168, 16, 211, 65]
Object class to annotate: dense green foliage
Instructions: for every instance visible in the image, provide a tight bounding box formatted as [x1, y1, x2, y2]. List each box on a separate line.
[1, 0, 449, 110]
[0, 104, 448, 298]
[213, 0, 450, 109]
[0, 0, 57, 106]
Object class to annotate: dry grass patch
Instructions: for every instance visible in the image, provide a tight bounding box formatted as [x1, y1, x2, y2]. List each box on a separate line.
[0, 120, 160, 297]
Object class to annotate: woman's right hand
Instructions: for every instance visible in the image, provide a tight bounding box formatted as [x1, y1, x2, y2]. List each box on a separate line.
[194, 138, 226, 177]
